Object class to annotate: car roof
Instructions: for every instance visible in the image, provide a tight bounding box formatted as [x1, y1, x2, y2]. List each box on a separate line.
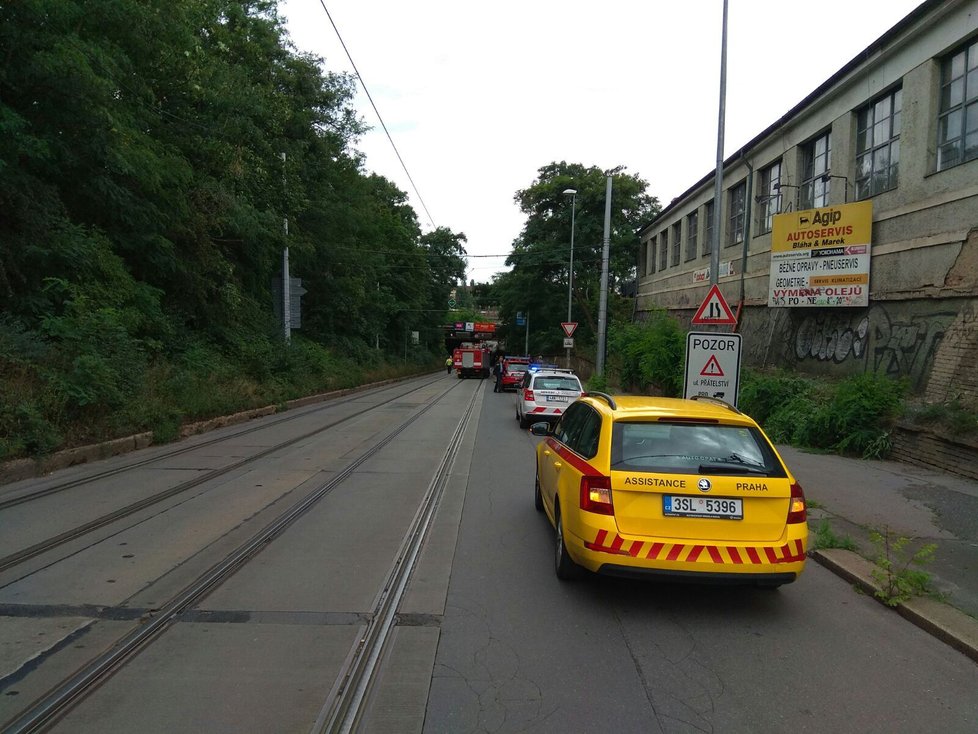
[582, 394, 755, 425]
[531, 370, 579, 378]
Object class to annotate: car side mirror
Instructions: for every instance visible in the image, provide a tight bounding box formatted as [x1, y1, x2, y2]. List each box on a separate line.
[529, 422, 551, 436]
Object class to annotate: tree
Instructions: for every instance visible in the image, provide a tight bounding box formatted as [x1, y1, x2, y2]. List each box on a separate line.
[493, 162, 659, 354]
[420, 227, 468, 313]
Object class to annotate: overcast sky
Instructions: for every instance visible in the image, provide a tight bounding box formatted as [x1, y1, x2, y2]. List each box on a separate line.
[280, 0, 925, 282]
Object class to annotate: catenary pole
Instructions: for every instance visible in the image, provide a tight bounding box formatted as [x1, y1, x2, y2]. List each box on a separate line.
[282, 152, 291, 342]
[710, 0, 728, 286]
[596, 175, 612, 377]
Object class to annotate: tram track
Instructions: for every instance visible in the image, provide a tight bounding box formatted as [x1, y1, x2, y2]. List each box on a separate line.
[0, 375, 448, 574]
[0, 374, 446, 512]
[0, 375, 478, 734]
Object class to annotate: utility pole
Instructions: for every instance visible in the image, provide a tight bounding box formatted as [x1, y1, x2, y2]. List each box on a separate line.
[281, 152, 291, 343]
[596, 175, 612, 377]
[710, 0, 729, 286]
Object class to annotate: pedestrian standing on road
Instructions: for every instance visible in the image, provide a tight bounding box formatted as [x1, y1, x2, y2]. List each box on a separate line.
[493, 359, 504, 392]
[445, 356, 452, 375]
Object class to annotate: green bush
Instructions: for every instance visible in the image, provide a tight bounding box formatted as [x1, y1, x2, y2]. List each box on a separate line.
[585, 373, 609, 393]
[742, 369, 906, 459]
[0, 400, 63, 460]
[802, 372, 906, 458]
[739, 368, 815, 426]
[607, 310, 685, 395]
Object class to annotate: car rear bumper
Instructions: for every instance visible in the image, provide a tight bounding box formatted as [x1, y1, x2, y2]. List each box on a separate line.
[595, 565, 799, 585]
[564, 519, 807, 581]
[521, 406, 567, 421]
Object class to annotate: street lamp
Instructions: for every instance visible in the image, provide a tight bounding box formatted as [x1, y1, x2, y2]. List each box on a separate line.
[563, 188, 577, 368]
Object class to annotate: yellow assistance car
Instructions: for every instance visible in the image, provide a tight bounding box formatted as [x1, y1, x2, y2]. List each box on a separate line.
[531, 393, 807, 587]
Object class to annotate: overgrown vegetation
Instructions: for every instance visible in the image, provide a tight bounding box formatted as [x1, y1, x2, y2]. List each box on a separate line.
[903, 398, 978, 437]
[0, 312, 438, 461]
[869, 526, 937, 607]
[605, 309, 686, 396]
[0, 1, 462, 462]
[739, 368, 907, 458]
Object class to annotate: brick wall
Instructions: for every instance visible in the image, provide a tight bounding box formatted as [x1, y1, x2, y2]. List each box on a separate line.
[924, 299, 978, 408]
[890, 423, 978, 480]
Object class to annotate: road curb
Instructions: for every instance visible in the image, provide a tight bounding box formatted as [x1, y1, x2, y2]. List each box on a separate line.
[811, 548, 978, 664]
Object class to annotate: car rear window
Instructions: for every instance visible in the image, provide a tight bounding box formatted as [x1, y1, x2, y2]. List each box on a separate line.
[506, 363, 528, 373]
[533, 376, 581, 391]
[610, 421, 786, 477]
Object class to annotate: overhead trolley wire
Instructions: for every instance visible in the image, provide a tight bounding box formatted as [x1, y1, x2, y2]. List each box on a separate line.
[316, 0, 436, 228]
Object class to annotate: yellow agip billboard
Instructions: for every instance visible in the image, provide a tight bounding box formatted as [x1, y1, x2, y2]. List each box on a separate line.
[769, 200, 873, 307]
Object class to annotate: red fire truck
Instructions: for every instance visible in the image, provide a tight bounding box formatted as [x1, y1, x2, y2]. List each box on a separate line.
[453, 345, 491, 379]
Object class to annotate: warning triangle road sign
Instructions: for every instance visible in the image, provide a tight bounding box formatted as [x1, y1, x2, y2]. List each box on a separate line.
[691, 285, 737, 325]
[561, 322, 578, 337]
[700, 355, 725, 377]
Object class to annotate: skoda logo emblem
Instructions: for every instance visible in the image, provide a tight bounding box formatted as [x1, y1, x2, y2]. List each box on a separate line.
[698, 478, 712, 493]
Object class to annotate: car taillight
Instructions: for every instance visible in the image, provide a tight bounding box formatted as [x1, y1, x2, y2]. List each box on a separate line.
[524, 389, 534, 401]
[580, 475, 614, 515]
[787, 482, 807, 524]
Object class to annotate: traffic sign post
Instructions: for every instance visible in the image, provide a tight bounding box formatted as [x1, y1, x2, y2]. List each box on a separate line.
[684, 331, 742, 406]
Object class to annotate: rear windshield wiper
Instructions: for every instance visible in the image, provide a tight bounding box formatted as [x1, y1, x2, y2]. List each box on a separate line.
[697, 463, 768, 475]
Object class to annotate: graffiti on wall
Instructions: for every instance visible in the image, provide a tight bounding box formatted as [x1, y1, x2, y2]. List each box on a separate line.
[788, 305, 965, 387]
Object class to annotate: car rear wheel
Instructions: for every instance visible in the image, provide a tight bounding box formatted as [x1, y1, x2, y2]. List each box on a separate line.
[554, 506, 582, 580]
[534, 469, 544, 512]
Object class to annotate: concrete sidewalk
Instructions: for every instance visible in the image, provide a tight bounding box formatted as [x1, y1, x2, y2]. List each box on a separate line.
[780, 445, 978, 663]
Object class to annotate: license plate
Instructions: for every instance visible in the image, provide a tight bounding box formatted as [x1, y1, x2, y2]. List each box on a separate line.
[663, 495, 743, 520]
[545, 396, 568, 402]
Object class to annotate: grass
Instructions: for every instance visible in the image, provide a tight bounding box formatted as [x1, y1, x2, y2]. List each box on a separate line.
[812, 519, 859, 551]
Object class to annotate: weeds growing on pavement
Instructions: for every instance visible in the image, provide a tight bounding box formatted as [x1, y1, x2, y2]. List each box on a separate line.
[869, 525, 937, 607]
[813, 519, 858, 551]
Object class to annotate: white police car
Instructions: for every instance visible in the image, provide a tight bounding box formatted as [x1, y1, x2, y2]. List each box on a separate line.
[516, 367, 583, 428]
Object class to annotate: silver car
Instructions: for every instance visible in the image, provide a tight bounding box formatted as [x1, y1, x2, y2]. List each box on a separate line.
[516, 369, 583, 428]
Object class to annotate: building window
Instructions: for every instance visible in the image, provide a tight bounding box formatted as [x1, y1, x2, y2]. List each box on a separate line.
[800, 132, 831, 209]
[685, 211, 698, 261]
[671, 222, 682, 266]
[727, 182, 746, 246]
[937, 38, 978, 171]
[646, 240, 655, 274]
[856, 88, 902, 198]
[757, 161, 782, 234]
[703, 200, 714, 256]
[659, 231, 668, 271]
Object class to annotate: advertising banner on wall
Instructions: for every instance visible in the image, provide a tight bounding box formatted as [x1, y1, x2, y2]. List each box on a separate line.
[768, 200, 872, 307]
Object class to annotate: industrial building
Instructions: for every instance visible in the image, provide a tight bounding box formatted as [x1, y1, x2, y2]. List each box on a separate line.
[636, 0, 978, 408]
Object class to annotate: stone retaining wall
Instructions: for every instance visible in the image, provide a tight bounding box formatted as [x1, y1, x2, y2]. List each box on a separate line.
[889, 423, 978, 481]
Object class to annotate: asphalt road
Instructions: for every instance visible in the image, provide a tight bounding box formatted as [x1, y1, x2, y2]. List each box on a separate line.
[2, 374, 976, 734]
[424, 380, 978, 734]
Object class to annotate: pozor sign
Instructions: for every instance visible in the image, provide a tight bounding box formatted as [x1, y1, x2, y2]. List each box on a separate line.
[768, 200, 873, 308]
[684, 332, 742, 407]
